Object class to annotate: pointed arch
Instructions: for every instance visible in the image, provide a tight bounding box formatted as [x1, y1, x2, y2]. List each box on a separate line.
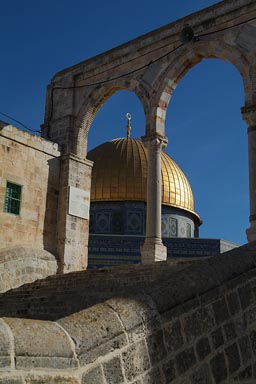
[148, 40, 251, 137]
[72, 78, 150, 157]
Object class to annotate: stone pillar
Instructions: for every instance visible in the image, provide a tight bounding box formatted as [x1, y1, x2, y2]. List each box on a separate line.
[241, 105, 256, 242]
[140, 135, 168, 263]
[57, 154, 93, 273]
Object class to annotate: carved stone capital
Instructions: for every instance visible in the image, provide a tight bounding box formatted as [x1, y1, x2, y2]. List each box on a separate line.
[241, 105, 256, 128]
[141, 134, 168, 152]
[246, 222, 256, 242]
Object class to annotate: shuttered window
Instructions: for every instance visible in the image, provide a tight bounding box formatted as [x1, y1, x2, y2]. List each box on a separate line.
[4, 181, 22, 215]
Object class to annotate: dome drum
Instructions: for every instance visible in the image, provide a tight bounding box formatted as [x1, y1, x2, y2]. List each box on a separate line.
[89, 201, 200, 238]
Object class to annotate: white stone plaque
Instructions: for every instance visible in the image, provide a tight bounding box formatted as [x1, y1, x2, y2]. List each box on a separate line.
[69, 186, 90, 219]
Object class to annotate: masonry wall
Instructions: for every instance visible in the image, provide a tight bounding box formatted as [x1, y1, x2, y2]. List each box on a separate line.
[0, 123, 60, 253]
[1, 243, 256, 383]
[0, 247, 58, 293]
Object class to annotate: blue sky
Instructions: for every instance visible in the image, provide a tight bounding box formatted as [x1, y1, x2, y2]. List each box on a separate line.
[1, 0, 248, 244]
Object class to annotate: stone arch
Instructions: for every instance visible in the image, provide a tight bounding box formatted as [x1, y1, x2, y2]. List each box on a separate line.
[74, 78, 149, 158]
[43, 1, 256, 268]
[148, 40, 251, 137]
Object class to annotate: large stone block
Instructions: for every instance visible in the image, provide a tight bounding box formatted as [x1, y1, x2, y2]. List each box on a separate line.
[122, 340, 151, 382]
[164, 320, 184, 354]
[0, 378, 23, 384]
[4, 318, 77, 369]
[175, 347, 197, 375]
[210, 352, 227, 384]
[82, 366, 105, 384]
[57, 303, 127, 365]
[0, 319, 12, 369]
[103, 356, 125, 384]
[106, 295, 161, 343]
[25, 376, 79, 384]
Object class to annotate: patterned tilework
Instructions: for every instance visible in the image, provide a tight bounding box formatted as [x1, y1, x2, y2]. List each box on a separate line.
[88, 236, 237, 269]
[90, 202, 197, 238]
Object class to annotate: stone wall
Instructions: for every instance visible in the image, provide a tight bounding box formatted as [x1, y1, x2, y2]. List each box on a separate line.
[0, 247, 58, 293]
[0, 244, 244, 321]
[1, 243, 256, 383]
[0, 256, 191, 320]
[0, 123, 60, 253]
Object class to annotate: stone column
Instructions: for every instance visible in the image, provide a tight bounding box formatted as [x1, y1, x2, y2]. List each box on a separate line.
[56, 154, 93, 273]
[140, 135, 168, 263]
[241, 105, 256, 242]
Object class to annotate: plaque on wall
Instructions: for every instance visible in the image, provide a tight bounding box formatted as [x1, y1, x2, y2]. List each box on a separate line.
[69, 186, 90, 219]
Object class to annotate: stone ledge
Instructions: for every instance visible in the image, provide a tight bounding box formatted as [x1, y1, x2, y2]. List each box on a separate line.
[0, 247, 57, 293]
[2, 318, 78, 370]
[0, 124, 60, 157]
[57, 303, 128, 366]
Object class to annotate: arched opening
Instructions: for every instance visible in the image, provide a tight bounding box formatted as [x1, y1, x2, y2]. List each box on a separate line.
[87, 90, 148, 268]
[88, 90, 145, 149]
[166, 58, 248, 245]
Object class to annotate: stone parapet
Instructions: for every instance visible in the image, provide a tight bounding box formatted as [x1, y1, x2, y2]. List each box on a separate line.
[0, 247, 58, 293]
[1, 243, 256, 382]
[0, 242, 255, 321]
[0, 123, 60, 157]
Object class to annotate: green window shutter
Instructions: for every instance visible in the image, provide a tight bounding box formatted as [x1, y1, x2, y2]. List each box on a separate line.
[4, 181, 22, 215]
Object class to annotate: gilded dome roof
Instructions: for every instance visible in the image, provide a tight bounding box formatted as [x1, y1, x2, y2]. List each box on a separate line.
[87, 138, 199, 217]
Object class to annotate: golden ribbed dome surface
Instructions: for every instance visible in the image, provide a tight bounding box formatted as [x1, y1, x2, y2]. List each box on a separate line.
[87, 138, 197, 215]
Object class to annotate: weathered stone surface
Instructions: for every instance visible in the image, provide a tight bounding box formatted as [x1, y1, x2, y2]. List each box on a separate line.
[190, 363, 213, 384]
[0, 378, 23, 384]
[175, 347, 197, 375]
[4, 318, 77, 369]
[244, 305, 256, 326]
[163, 320, 184, 353]
[0, 126, 60, 255]
[122, 340, 150, 382]
[82, 366, 104, 384]
[183, 306, 215, 343]
[161, 358, 176, 382]
[239, 335, 252, 364]
[25, 376, 79, 384]
[103, 356, 124, 384]
[223, 320, 237, 341]
[1, 247, 256, 382]
[0, 319, 12, 368]
[0, 247, 58, 293]
[212, 298, 230, 325]
[210, 352, 227, 384]
[1, 246, 256, 381]
[239, 284, 254, 310]
[226, 291, 241, 315]
[250, 329, 256, 355]
[225, 342, 241, 374]
[146, 329, 166, 365]
[238, 365, 253, 381]
[106, 294, 161, 342]
[196, 337, 211, 361]
[141, 367, 162, 384]
[57, 303, 127, 365]
[235, 315, 248, 337]
[183, 310, 202, 342]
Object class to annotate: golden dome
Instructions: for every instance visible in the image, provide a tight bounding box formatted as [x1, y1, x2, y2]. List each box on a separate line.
[87, 138, 199, 217]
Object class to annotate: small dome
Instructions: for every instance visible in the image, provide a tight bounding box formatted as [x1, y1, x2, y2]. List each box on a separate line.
[87, 137, 199, 217]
